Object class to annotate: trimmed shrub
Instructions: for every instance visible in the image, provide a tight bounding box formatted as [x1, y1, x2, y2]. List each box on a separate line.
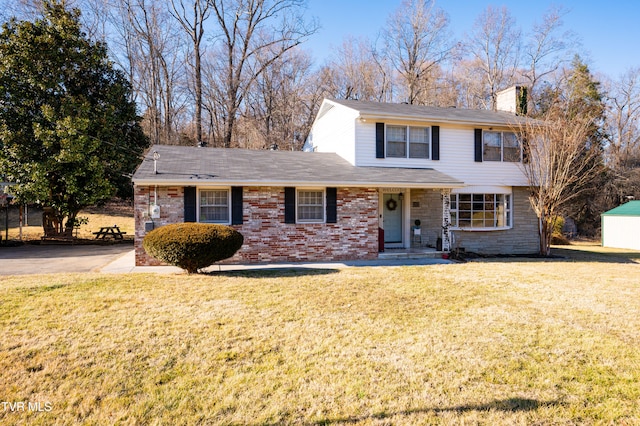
[550, 216, 570, 245]
[143, 223, 243, 273]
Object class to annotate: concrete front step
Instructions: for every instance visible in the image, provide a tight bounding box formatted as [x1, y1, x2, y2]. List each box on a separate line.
[378, 249, 448, 260]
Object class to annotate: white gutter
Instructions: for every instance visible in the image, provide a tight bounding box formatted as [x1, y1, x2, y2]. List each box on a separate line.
[357, 113, 527, 128]
[132, 178, 466, 189]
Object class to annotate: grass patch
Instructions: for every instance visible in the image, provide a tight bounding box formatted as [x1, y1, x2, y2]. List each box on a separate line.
[3, 203, 134, 242]
[1, 258, 640, 424]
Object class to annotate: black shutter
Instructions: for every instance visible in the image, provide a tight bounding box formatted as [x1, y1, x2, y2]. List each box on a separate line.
[431, 125, 440, 160]
[474, 129, 483, 162]
[326, 187, 337, 223]
[231, 186, 243, 225]
[376, 122, 385, 158]
[284, 187, 296, 224]
[184, 186, 196, 222]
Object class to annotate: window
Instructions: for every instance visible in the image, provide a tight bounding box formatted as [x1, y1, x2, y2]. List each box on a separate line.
[450, 193, 512, 229]
[386, 125, 430, 159]
[483, 131, 521, 162]
[386, 126, 407, 158]
[409, 126, 429, 158]
[199, 189, 229, 223]
[297, 189, 324, 222]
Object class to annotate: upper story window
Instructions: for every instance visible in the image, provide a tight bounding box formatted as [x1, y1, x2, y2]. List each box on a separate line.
[450, 193, 512, 229]
[483, 131, 521, 162]
[199, 189, 229, 223]
[387, 125, 430, 159]
[297, 189, 325, 223]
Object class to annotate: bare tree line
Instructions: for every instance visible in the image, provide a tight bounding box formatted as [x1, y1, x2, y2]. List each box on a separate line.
[3, 0, 640, 175]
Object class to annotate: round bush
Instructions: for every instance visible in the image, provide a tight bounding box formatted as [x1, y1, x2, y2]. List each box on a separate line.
[143, 223, 244, 273]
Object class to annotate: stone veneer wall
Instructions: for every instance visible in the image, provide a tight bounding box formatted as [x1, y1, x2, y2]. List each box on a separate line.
[409, 187, 539, 254]
[449, 186, 539, 255]
[409, 189, 443, 248]
[134, 186, 380, 266]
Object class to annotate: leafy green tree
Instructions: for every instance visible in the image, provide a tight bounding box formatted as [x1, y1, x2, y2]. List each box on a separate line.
[561, 56, 607, 236]
[0, 1, 148, 236]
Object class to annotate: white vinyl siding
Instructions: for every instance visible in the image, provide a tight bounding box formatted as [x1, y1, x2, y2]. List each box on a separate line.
[305, 102, 357, 164]
[355, 125, 529, 187]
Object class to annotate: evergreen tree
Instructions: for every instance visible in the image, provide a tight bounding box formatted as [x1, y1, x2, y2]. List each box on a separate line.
[0, 1, 149, 236]
[562, 56, 607, 236]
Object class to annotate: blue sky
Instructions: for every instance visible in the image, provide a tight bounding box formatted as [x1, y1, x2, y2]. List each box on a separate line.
[303, 0, 638, 79]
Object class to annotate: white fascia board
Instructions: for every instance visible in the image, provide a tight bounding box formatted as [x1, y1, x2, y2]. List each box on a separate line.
[133, 178, 465, 189]
[357, 113, 523, 128]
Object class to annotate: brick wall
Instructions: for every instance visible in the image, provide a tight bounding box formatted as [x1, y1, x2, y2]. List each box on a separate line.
[134, 186, 185, 266]
[134, 185, 540, 265]
[134, 186, 379, 266]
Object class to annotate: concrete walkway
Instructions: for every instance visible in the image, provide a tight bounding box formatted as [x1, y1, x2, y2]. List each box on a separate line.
[100, 250, 453, 274]
[0, 244, 452, 275]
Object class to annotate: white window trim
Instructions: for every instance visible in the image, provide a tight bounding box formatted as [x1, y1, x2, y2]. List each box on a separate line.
[483, 130, 522, 162]
[197, 187, 231, 224]
[296, 188, 326, 224]
[449, 192, 513, 231]
[386, 124, 431, 159]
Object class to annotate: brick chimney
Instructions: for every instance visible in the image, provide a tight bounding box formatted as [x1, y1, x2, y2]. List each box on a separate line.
[496, 85, 527, 115]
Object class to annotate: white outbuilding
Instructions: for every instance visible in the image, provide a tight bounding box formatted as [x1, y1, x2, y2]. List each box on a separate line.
[601, 201, 640, 251]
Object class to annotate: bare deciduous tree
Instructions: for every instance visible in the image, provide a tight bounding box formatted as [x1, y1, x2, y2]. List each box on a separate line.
[515, 102, 603, 255]
[465, 5, 521, 110]
[169, 0, 210, 146]
[244, 47, 314, 150]
[113, 0, 187, 145]
[522, 5, 579, 115]
[607, 67, 640, 170]
[207, 0, 317, 148]
[322, 36, 393, 102]
[383, 0, 454, 105]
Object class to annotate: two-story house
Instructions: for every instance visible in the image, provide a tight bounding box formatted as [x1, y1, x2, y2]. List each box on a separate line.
[132, 87, 539, 266]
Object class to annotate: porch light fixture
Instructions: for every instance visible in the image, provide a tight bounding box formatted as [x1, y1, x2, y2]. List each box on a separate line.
[153, 151, 160, 174]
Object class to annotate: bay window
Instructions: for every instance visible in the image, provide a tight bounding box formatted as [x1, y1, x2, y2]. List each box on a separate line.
[450, 193, 512, 229]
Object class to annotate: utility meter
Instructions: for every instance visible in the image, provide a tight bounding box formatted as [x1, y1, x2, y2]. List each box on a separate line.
[150, 204, 161, 219]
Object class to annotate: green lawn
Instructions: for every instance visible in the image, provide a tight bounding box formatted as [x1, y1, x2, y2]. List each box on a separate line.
[1, 248, 639, 424]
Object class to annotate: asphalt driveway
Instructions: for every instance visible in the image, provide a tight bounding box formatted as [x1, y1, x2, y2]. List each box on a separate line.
[0, 243, 133, 275]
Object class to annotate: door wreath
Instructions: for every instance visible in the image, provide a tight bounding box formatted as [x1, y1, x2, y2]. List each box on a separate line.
[386, 198, 398, 211]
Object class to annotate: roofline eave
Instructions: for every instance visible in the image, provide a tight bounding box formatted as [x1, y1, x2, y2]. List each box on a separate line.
[132, 178, 466, 189]
[357, 113, 527, 128]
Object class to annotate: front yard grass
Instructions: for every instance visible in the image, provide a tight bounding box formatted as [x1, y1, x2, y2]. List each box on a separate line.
[1, 253, 639, 424]
[3, 202, 134, 242]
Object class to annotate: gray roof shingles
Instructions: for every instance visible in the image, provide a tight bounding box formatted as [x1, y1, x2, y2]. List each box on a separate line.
[328, 98, 530, 127]
[133, 145, 463, 188]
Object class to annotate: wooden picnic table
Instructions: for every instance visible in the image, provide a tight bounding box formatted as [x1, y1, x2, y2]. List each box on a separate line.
[93, 226, 126, 240]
